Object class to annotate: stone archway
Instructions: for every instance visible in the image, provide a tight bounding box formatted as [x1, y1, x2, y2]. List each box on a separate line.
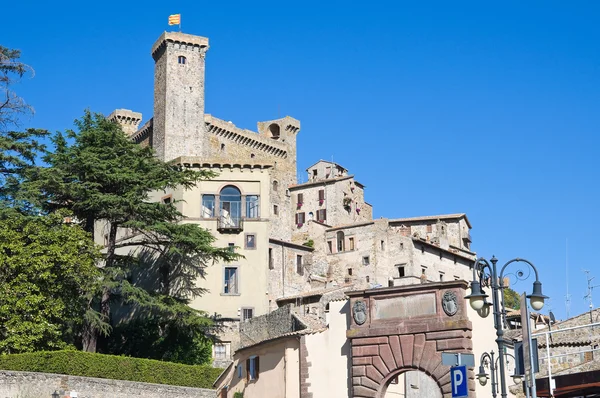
[347, 281, 475, 398]
[382, 368, 442, 398]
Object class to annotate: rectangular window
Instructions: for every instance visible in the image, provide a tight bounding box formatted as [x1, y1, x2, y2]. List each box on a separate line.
[296, 212, 306, 225]
[439, 272, 444, 281]
[269, 248, 274, 270]
[380, 240, 385, 250]
[273, 204, 278, 215]
[296, 255, 303, 275]
[318, 189, 325, 201]
[348, 268, 353, 276]
[228, 243, 235, 253]
[349, 237, 355, 250]
[247, 356, 260, 381]
[202, 194, 215, 218]
[362, 256, 370, 266]
[214, 343, 227, 360]
[427, 224, 432, 233]
[238, 364, 243, 378]
[224, 267, 238, 294]
[397, 265, 405, 277]
[297, 193, 304, 205]
[245, 234, 256, 249]
[327, 241, 333, 253]
[246, 195, 259, 218]
[242, 307, 254, 321]
[317, 209, 327, 222]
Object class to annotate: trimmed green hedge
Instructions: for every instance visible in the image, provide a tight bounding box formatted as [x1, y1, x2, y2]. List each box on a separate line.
[0, 350, 223, 389]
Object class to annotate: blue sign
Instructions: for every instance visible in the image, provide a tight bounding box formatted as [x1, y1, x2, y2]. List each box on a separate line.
[451, 365, 468, 398]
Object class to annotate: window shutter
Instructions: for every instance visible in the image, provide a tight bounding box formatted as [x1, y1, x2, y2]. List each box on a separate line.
[295, 213, 299, 224]
[300, 212, 305, 224]
[256, 357, 260, 379]
[323, 209, 327, 221]
[246, 358, 250, 381]
[298, 193, 303, 203]
[319, 189, 324, 200]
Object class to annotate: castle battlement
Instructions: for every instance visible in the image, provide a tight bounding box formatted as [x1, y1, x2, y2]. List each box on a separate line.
[151, 31, 209, 60]
[107, 109, 142, 136]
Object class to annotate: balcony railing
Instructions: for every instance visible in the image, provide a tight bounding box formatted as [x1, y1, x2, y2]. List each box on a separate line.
[217, 216, 244, 233]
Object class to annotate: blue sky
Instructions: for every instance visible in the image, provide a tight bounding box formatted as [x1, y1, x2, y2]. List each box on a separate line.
[5, 1, 600, 320]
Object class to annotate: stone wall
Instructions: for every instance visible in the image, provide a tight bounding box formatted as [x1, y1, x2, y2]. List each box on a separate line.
[0, 370, 216, 398]
[239, 304, 297, 348]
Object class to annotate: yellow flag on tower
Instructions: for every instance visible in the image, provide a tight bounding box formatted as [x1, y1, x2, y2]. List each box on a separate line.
[168, 14, 181, 26]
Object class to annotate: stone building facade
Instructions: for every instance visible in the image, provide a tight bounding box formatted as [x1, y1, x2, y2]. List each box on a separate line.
[108, 31, 505, 392]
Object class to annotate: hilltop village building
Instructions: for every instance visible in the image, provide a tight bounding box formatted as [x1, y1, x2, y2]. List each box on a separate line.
[107, 31, 515, 397]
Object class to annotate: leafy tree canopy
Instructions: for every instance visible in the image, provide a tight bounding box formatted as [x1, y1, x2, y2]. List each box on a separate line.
[0, 211, 101, 353]
[503, 287, 521, 310]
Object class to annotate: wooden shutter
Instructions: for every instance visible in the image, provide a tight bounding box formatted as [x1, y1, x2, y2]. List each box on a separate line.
[295, 213, 299, 224]
[322, 209, 326, 221]
[256, 357, 260, 379]
[299, 212, 305, 224]
[246, 358, 250, 381]
[298, 193, 303, 203]
[319, 189, 324, 200]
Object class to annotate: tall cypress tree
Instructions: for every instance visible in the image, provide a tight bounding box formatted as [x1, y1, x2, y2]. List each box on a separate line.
[26, 111, 239, 355]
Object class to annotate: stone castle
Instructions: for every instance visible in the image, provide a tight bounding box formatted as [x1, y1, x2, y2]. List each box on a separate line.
[106, 31, 484, 371]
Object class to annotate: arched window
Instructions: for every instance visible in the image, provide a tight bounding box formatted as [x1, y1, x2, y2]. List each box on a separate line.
[178, 55, 186, 64]
[336, 231, 345, 252]
[220, 186, 242, 227]
[272, 180, 278, 191]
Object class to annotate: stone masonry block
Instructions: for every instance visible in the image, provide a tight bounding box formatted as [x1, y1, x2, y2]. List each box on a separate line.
[354, 336, 389, 346]
[352, 345, 379, 357]
[426, 330, 467, 340]
[412, 334, 426, 366]
[372, 355, 389, 377]
[353, 357, 373, 366]
[366, 365, 384, 383]
[353, 365, 366, 377]
[400, 335, 414, 367]
[354, 386, 377, 398]
[379, 344, 397, 372]
[432, 363, 450, 381]
[360, 377, 380, 391]
[419, 340, 439, 372]
[389, 335, 403, 368]
[436, 338, 472, 351]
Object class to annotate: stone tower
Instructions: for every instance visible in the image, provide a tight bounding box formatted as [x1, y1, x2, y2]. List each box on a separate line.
[151, 32, 209, 162]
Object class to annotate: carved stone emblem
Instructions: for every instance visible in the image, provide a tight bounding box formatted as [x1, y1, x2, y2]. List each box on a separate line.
[353, 300, 367, 325]
[442, 290, 458, 316]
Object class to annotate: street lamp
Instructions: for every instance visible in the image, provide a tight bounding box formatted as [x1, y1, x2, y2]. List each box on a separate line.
[477, 351, 523, 398]
[465, 256, 548, 398]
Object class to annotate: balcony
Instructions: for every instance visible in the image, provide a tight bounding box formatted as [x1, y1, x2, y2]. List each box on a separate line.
[217, 216, 244, 233]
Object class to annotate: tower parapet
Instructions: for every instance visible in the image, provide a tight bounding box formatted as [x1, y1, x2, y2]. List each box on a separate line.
[152, 32, 209, 162]
[107, 109, 142, 136]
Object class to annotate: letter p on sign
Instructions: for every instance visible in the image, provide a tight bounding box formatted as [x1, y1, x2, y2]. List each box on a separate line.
[451, 365, 468, 398]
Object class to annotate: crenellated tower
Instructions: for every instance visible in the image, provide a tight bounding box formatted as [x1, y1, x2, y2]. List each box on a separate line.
[151, 32, 209, 162]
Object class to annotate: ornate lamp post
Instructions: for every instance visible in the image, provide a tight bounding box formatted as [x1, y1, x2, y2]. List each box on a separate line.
[465, 256, 548, 398]
[476, 351, 523, 398]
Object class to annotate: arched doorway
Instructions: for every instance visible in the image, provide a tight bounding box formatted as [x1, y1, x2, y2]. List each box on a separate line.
[347, 281, 475, 398]
[383, 369, 442, 398]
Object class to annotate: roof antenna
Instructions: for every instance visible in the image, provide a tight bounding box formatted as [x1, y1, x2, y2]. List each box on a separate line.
[565, 238, 571, 318]
[583, 269, 600, 323]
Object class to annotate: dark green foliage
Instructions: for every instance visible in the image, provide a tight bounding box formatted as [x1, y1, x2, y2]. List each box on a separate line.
[0, 45, 49, 206]
[0, 350, 223, 388]
[303, 239, 314, 248]
[24, 111, 240, 356]
[0, 211, 101, 353]
[503, 287, 521, 310]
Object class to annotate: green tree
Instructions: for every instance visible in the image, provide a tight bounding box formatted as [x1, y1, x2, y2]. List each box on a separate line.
[0, 46, 48, 207]
[503, 287, 521, 310]
[26, 111, 239, 357]
[0, 211, 101, 353]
